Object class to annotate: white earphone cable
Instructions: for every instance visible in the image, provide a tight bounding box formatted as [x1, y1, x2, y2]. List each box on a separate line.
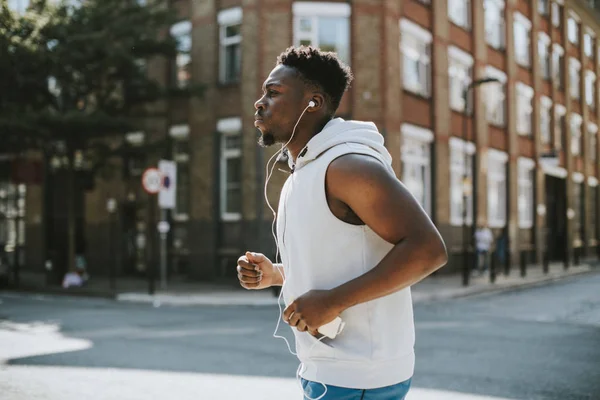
[262, 102, 329, 400]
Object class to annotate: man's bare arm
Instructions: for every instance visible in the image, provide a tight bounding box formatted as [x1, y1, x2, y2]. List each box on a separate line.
[325, 154, 448, 312]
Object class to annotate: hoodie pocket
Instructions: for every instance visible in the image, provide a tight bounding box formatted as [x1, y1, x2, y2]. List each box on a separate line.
[297, 332, 337, 360]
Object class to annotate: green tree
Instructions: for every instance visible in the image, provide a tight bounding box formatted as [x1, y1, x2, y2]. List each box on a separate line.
[0, 0, 201, 277]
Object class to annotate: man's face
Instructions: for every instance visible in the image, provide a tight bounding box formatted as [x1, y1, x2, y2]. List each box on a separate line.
[254, 65, 306, 147]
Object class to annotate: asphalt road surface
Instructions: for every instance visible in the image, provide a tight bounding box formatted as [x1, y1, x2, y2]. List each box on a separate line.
[1, 271, 599, 400]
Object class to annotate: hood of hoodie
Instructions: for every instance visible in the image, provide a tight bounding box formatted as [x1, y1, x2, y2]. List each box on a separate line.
[288, 117, 392, 172]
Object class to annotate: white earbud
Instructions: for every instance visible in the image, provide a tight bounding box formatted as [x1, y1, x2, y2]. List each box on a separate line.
[309, 100, 315, 108]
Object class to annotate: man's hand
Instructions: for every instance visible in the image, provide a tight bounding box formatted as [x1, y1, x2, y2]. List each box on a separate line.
[237, 252, 282, 290]
[283, 290, 342, 336]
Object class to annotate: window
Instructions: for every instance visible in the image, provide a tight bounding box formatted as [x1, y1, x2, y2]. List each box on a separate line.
[514, 13, 531, 67]
[448, 0, 471, 30]
[589, 123, 598, 161]
[570, 58, 581, 100]
[516, 83, 534, 136]
[568, 15, 579, 45]
[584, 30, 595, 58]
[570, 113, 583, 156]
[538, 0, 549, 16]
[586, 71, 596, 109]
[518, 158, 535, 229]
[400, 19, 432, 97]
[218, 118, 242, 221]
[540, 96, 553, 144]
[551, 2, 562, 28]
[218, 8, 243, 84]
[538, 32, 551, 80]
[488, 149, 508, 228]
[170, 21, 192, 88]
[293, 2, 351, 64]
[484, 66, 507, 126]
[484, 0, 505, 49]
[169, 125, 190, 219]
[450, 138, 475, 226]
[401, 124, 433, 215]
[555, 104, 567, 150]
[448, 46, 473, 112]
[553, 44, 565, 89]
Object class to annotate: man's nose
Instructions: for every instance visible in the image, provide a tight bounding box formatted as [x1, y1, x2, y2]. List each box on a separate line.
[254, 96, 265, 110]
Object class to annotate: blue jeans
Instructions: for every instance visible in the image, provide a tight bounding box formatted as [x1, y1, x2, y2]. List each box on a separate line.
[301, 378, 412, 400]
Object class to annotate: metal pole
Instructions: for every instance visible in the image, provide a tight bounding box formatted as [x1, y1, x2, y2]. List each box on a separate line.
[147, 195, 156, 295]
[109, 211, 116, 291]
[159, 208, 168, 290]
[462, 86, 471, 287]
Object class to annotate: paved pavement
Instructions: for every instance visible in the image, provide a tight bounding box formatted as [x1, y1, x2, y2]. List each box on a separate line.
[11, 260, 598, 307]
[1, 270, 599, 399]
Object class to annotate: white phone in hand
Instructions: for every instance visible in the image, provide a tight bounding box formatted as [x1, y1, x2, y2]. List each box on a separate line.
[317, 317, 345, 339]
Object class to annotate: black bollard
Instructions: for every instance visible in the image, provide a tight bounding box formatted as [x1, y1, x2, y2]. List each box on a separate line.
[542, 251, 549, 274]
[520, 251, 527, 277]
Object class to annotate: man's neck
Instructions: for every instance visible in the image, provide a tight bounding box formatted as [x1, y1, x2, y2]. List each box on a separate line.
[287, 117, 332, 161]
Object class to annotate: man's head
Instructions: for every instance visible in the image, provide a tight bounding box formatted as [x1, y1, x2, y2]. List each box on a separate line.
[254, 46, 353, 147]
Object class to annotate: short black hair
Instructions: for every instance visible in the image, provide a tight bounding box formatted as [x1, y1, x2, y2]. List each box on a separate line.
[277, 46, 353, 114]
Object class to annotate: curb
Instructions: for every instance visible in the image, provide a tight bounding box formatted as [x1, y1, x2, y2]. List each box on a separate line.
[3, 266, 597, 307]
[414, 266, 598, 304]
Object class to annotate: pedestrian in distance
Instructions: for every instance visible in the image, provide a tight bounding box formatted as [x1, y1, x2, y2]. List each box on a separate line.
[474, 224, 494, 276]
[237, 46, 448, 400]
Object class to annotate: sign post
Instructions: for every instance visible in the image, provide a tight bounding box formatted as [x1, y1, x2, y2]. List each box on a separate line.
[142, 168, 162, 295]
[158, 160, 176, 290]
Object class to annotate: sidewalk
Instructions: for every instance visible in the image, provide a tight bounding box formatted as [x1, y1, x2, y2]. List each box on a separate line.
[5, 260, 598, 307]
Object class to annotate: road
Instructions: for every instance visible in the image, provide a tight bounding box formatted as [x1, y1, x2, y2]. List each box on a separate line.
[1, 271, 599, 400]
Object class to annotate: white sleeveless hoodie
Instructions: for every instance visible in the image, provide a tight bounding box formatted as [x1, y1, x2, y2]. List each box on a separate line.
[276, 118, 415, 390]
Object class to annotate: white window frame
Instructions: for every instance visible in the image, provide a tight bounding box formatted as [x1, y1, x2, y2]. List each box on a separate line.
[555, 104, 567, 150]
[552, 44, 565, 88]
[568, 12, 580, 45]
[400, 19, 432, 98]
[218, 117, 243, 221]
[585, 70, 596, 109]
[218, 7, 243, 84]
[570, 113, 583, 156]
[540, 96, 553, 145]
[551, 1, 561, 28]
[169, 125, 190, 221]
[488, 149, 508, 228]
[401, 124, 434, 215]
[589, 123, 598, 162]
[450, 137, 476, 226]
[584, 28, 595, 58]
[518, 157, 535, 229]
[513, 12, 532, 67]
[538, 32, 551, 80]
[538, 0, 550, 16]
[516, 82, 534, 136]
[293, 2, 351, 64]
[570, 57, 581, 100]
[484, 0, 505, 49]
[170, 20, 192, 88]
[484, 66, 507, 126]
[448, 46, 474, 112]
[448, 0, 471, 30]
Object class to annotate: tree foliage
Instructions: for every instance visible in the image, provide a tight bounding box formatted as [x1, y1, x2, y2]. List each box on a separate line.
[0, 0, 200, 152]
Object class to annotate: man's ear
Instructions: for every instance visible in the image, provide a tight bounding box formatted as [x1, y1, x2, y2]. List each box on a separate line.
[307, 93, 325, 112]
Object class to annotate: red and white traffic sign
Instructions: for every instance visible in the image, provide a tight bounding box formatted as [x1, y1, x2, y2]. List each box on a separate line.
[142, 168, 163, 194]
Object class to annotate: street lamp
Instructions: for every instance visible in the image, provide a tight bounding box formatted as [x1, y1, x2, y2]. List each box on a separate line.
[462, 77, 501, 287]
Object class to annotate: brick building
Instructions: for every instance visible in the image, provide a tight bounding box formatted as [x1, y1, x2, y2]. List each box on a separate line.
[17, 0, 600, 283]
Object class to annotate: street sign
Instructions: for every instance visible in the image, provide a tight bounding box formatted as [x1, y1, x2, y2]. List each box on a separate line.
[142, 168, 162, 194]
[157, 221, 170, 234]
[158, 160, 177, 209]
